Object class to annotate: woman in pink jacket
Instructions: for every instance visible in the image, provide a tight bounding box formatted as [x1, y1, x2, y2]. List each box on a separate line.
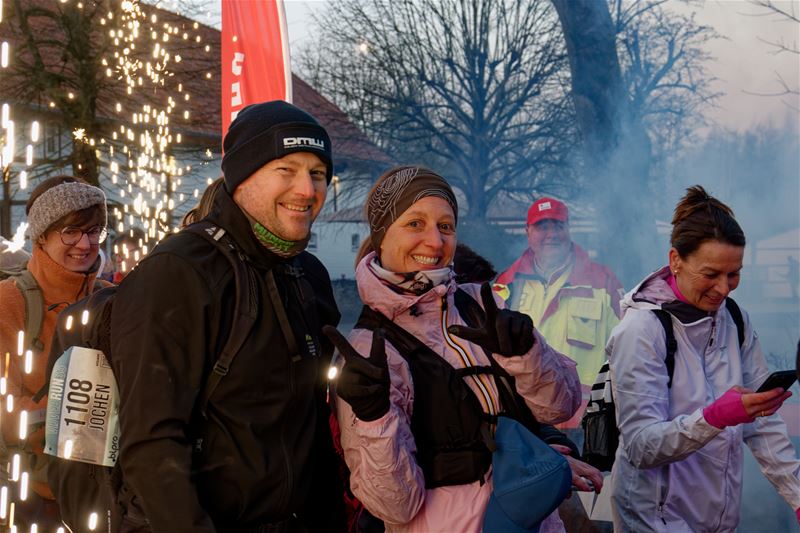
[324, 166, 582, 532]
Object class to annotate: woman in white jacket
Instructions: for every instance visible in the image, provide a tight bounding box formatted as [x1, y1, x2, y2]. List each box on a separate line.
[607, 185, 799, 532]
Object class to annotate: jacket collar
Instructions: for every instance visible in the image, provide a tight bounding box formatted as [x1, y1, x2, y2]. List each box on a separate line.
[625, 266, 715, 324]
[498, 243, 612, 323]
[498, 243, 597, 287]
[204, 186, 285, 270]
[27, 245, 100, 305]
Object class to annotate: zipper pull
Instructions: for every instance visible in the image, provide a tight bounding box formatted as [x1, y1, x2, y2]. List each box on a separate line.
[658, 504, 667, 525]
[709, 319, 716, 347]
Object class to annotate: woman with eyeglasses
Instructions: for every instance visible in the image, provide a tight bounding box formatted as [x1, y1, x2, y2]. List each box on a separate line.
[0, 175, 109, 528]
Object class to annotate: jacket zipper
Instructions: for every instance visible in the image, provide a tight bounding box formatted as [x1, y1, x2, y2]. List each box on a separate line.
[708, 317, 716, 348]
[714, 430, 732, 530]
[657, 464, 670, 525]
[440, 295, 497, 416]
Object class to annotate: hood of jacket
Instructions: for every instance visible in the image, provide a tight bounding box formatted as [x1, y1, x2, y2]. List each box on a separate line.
[622, 266, 720, 325]
[28, 244, 102, 304]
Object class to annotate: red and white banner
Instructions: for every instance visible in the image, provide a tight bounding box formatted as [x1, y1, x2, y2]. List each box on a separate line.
[221, 0, 292, 135]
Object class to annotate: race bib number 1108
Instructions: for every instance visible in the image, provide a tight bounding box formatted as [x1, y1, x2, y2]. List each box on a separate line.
[44, 346, 120, 467]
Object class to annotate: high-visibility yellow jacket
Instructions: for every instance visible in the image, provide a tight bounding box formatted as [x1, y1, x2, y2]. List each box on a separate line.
[495, 244, 624, 428]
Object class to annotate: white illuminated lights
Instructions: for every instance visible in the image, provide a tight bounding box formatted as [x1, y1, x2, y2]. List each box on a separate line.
[0, 0, 216, 523]
[327, 366, 339, 380]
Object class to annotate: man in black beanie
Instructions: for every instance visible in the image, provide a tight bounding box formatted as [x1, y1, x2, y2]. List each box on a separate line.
[110, 101, 345, 532]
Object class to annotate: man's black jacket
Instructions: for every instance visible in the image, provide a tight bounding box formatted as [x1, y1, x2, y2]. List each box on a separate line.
[110, 188, 344, 532]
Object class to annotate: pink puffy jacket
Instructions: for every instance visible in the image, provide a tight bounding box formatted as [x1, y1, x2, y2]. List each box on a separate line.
[334, 254, 581, 532]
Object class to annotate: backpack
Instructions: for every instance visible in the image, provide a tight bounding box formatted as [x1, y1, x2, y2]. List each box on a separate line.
[0, 266, 48, 354]
[581, 298, 746, 471]
[34, 221, 258, 532]
[0, 260, 104, 490]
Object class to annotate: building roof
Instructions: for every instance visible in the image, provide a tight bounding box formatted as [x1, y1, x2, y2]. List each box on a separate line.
[0, 0, 389, 166]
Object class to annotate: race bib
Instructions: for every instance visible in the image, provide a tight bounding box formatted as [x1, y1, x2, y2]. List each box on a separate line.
[44, 346, 120, 466]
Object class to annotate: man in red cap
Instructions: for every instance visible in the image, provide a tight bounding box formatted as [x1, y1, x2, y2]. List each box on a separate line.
[495, 197, 624, 429]
[495, 197, 623, 530]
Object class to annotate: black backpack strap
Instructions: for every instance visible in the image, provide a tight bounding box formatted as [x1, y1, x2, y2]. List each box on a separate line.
[266, 268, 301, 361]
[454, 366, 494, 378]
[184, 223, 258, 417]
[725, 297, 745, 348]
[355, 303, 498, 388]
[652, 309, 677, 388]
[453, 288, 540, 432]
[355, 305, 432, 362]
[355, 304, 496, 483]
[12, 270, 45, 352]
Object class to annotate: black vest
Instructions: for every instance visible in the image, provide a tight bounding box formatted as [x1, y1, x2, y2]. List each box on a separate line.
[354, 289, 540, 489]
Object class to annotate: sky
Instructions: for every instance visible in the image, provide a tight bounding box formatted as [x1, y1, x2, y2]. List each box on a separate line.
[673, 0, 799, 132]
[176, 0, 800, 133]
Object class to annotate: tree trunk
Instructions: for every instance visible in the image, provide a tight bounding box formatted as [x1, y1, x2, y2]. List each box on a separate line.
[72, 138, 100, 187]
[1, 167, 11, 239]
[552, 0, 657, 287]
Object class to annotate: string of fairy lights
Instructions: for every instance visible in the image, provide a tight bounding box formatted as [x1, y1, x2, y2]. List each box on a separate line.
[0, 0, 217, 530]
[1, 0, 217, 262]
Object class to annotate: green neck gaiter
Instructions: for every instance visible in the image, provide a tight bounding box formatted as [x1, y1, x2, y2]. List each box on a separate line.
[252, 222, 310, 258]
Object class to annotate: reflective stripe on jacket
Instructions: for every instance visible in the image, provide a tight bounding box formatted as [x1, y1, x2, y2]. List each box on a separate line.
[496, 244, 623, 426]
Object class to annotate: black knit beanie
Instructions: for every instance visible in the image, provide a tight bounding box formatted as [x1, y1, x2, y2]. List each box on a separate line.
[221, 101, 333, 193]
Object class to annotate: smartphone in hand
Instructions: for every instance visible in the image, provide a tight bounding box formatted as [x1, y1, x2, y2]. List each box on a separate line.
[756, 370, 798, 393]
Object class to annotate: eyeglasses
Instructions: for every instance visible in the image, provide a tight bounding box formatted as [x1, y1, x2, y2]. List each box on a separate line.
[59, 225, 108, 246]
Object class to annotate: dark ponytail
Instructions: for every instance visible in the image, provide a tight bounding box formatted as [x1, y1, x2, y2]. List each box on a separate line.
[670, 185, 745, 258]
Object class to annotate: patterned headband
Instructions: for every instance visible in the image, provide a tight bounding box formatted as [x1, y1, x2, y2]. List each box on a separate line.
[367, 166, 458, 252]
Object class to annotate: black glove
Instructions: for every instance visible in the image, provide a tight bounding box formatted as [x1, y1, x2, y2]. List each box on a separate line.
[323, 325, 390, 422]
[447, 282, 535, 356]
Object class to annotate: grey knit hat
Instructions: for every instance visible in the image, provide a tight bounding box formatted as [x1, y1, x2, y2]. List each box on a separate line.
[26, 181, 107, 241]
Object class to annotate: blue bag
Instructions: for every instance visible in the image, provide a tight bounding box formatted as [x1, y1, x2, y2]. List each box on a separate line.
[483, 416, 571, 532]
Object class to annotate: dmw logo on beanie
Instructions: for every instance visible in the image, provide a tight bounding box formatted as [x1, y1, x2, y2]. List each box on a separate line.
[283, 137, 326, 150]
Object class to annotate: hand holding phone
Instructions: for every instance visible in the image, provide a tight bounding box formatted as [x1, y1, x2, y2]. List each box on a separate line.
[756, 370, 798, 393]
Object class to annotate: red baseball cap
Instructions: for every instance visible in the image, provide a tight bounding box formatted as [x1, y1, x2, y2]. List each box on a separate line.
[527, 197, 569, 226]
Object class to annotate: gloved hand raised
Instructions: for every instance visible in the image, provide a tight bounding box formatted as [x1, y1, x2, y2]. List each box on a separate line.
[447, 282, 535, 357]
[323, 325, 390, 422]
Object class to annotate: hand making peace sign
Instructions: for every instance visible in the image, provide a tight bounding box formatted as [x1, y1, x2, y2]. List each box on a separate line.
[447, 282, 536, 357]
[323, 325, 391, 422]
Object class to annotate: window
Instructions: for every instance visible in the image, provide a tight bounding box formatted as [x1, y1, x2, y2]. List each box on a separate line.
[45, 123, 60, 157]
[351, 233, 360, 252]
[308, 232, 318, 250]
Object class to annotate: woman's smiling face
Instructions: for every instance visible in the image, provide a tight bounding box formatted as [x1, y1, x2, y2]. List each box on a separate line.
[379, 196, 456, 273]
[669, 240, 744, 311]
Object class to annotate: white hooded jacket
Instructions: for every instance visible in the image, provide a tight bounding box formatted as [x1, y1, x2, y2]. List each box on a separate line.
[607, 266, 800, 532]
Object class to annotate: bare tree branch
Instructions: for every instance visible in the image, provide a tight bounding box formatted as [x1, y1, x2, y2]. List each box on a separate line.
[298, 0, 575, 222]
